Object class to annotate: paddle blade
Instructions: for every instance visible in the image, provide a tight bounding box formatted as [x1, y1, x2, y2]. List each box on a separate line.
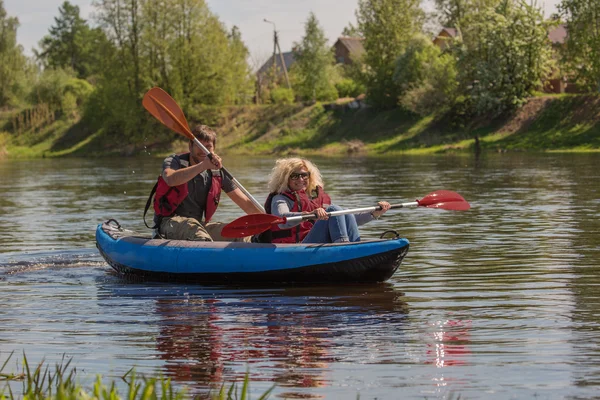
[143, 87, 193, 140]
[417, 190, 471, 211]
[221, 214, 286, 238]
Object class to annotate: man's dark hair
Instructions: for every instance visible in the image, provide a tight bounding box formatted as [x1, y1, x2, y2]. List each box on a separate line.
[191, 125, 217, 146]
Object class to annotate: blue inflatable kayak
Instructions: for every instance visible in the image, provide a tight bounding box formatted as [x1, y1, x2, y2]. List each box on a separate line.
[95, 220, 409, 284]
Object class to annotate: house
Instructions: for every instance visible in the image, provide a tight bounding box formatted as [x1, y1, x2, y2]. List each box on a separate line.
[333, 37, 365, 65]
[256, 51, 295, 85]
[432, 27, 458, 51]
[432, 25, 567, 50]
[548, 23, 567, 45]
[432, 24, 577, 94]
[546, 23, 569, 93]
[255, 36, 365, 97]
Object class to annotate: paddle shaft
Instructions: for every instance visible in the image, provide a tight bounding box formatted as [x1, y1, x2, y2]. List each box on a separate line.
[190, 137, 265, 213]
[283, 202, 417, 224]
[148, 91, 265, 213]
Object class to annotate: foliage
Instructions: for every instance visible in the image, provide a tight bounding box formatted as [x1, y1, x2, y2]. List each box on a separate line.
[558, 0, 600, 92]
[394, 34, 458, 115]
[270, 87, 295, 104]
[83, 0, 255, 139]
[292, 12, 337, 102]
[36, 1, 109, 79]
[451, 0, 553, 116]
[434, 0, 501, 30]
[27, 68, 93, 116]
[0, 351, 275, 400]
[356, 0, 425, 108]
[341, 22, 362, 38]
[335, 78, 365, 98]
[0, 0, 32, 107]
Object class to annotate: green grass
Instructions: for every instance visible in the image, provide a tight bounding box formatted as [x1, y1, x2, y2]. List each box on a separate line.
[1, 94, 599, 159]
[0, 352, 274, 400]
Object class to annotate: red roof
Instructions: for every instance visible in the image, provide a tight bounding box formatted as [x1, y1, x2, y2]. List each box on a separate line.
[548, 24, 567, 44]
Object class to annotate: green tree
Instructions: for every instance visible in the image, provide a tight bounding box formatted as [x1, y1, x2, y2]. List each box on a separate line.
[0, 0, 30, 106]
[453, 0, 552, 115]
[394, 34, 458, 115]
[37, 1, 107, 79]
[356, 0, 425, 108]
[341, 22, 362, 38]
[292, 12, 336, 102]
[435, 0, 500, 29]
[559, 0, 600, 91]
[223, 26, 254, 104]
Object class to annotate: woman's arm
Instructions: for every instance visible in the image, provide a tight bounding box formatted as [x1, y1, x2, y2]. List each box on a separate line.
[271, 195, 305, 229]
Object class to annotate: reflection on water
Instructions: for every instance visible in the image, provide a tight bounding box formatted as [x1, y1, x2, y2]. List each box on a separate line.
[1, 153, 600, 398]
[98, 283, 408, 398]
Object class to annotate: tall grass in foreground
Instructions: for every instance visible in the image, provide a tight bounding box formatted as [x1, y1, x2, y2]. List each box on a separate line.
[0, 352, 274, 400]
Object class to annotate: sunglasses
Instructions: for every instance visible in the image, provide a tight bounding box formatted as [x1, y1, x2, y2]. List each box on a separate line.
[289, 172, 311, 180]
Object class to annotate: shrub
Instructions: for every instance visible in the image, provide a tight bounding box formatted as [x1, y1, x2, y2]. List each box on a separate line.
[270, 88, 295, 104]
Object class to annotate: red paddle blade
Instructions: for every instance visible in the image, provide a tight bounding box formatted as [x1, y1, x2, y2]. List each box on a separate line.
[417, 190, 471, 211]
[143, 87, 193, 140]
[221, 214, 286, 238]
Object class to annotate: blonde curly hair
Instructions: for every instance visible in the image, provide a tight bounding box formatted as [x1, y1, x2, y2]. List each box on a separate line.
[267, 158, 325, 195]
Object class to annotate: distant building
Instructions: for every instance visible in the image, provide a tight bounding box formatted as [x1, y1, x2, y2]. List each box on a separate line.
[256, 51, 295, 85]
[432, 27, 458, 51]
[432, 24, 578, 94]
[548, 23, 567, 45]
[333, 37, 365, 65]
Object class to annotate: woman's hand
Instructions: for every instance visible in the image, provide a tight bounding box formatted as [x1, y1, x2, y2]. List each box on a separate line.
[307, 208, 329, 220]
[371, 201, 391, 219]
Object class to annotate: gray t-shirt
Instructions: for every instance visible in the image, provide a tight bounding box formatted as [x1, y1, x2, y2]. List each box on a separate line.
[154, 153, 237, 222]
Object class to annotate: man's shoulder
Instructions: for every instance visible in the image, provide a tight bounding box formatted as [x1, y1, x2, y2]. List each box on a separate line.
[163, 152, 190, 169]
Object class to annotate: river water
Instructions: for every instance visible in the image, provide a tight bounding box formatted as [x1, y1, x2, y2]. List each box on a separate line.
[0, 153, 599, 399]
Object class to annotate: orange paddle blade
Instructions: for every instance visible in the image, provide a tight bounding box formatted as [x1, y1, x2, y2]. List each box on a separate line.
[221, 214, 286, 238]
[418, 190, 470, 211]
[142, 87, 193, 140]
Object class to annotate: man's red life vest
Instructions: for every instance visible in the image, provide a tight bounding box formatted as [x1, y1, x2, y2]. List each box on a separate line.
[204, 170, 222, 223]
[263, 187, 331, 244]
[153, 175, 188, 217]
[143, 168, 223, 229]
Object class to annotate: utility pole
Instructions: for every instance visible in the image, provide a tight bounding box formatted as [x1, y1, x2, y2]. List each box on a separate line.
[264, 18, 291, 89]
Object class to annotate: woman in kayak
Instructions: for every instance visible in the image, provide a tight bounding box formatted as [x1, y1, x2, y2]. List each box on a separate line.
[263, 158, 390, 244]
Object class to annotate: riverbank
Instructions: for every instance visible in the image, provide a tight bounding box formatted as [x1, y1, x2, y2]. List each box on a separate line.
[1, 94, 598, 159]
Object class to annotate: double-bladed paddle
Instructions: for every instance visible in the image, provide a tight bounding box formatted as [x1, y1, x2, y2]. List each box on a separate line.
[142, 87, 266, 213]
[221, 190, 470, 238]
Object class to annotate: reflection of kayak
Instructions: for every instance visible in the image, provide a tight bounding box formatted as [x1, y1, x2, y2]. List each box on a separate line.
[95, 220, 409, 284]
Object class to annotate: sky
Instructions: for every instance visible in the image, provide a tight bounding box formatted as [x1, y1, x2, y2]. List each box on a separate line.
[5, 0, 562, 68]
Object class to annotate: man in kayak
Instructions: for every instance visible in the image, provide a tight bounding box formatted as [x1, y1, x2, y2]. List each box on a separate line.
[262, 157, 391, 243]
[148, 125, 262, 241]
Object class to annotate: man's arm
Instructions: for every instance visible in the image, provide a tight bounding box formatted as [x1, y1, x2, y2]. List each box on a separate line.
[162, 158, 218, 186]
[227, 188, 264, 215]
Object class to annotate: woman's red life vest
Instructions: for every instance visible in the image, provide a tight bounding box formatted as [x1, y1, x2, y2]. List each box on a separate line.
[263, 187, 331, 244]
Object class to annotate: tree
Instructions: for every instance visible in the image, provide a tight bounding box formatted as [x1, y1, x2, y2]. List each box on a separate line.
[454, 0, 553, 115]
[223, 26, 254, 104]
[292, 12, 336, 102]
[341, 22, 362, 38]
[37, 1, 107, 79]
[394, 34, 458, 115]
[356, 0, 425, 108]
[0, 0, 29, 106]
[559, 0, 600, 91]
[435, 0, 500, 29]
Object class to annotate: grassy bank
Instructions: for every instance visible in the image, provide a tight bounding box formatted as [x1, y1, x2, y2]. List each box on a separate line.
[1, 94, 599, 159]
